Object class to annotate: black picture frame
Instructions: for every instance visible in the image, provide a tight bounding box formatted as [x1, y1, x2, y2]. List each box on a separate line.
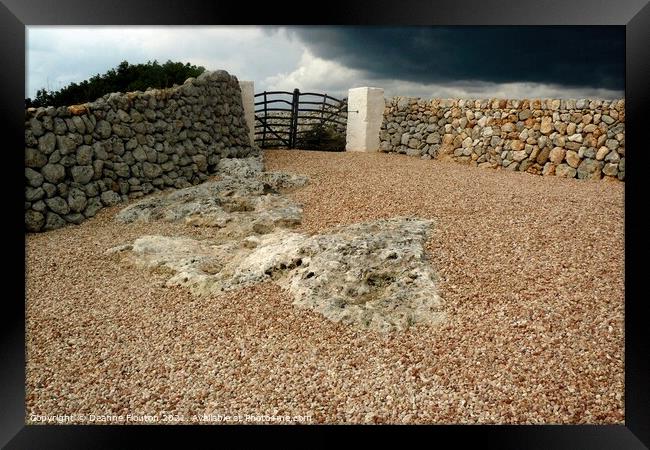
[3, 0, 648, 448]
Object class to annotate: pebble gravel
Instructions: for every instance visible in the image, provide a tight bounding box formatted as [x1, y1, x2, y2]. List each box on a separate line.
[26, 149, 624, 424]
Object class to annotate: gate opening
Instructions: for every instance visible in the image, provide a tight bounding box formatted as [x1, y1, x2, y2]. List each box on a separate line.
[254, 88, 348, 151]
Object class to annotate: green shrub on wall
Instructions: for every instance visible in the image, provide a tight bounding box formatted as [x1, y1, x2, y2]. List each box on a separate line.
[26, 60, 206, 108]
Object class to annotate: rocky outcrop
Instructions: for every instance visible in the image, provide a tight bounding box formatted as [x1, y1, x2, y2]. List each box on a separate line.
[109, 218, 445, 333]
[108, 157, 444, 332]
[116, 156, 307, 238]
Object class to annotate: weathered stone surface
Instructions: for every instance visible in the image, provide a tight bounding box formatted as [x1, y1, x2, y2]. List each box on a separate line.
[618, 158, 625, 180]
[117, 157, 305, 237]
[192, 154, 208, 172]
[565, 150, 580, 168]
[38, 133, 56, 154]
[602, 115, 615, 125]
[53, 118, 67, 135]
[555, 164, 576, 178]
[405, 147, 421, 157]
[113, 163, 130, 178]
[142, 162, 162, 179]
[536, 147, 551, 165]
[378, 96, 624, 182]
[57, 182, 69, 197]
[549, 147, 566, 165]
[112, 124, 132, 138]
[71, 116, 86, 133]
[510, 140, 525, 151]
[25, 186, 45, 202]
[512, 150, 527, 162]
[519, 159, 533, 172]
[100, 190, 122, 206]
[133, 147, 147, 162]
[83, 197, 103, 218]
[41, 163, 66, 184]
[542, 162, 556, 176]
[29, 118, 44, 136]
[217, 156, 263, 178]
[43, 211, 66, 231]
[45, 196, 70, 215]
[67, 188, 87, 213]
[68, 104, 87, 116]
[540, 117, 554, 134]
[25, 148, 48, 168]
[95, 120, 112, 138]
[25, 210, 45, 232]
[577, 159, 603, 180]
[567, 133, 583, 143]
[76, 145, 93, 165]
[71, 165, 94, 184]
[595, 146, 610, 161]
[64, 212, 85, 224]
[25, 168, 44, 187]
[32, 200, 46, 212]
[56, 135, 77, 155]
[109, 217, 445, 332]
[603, 163, 619, 177]
[42, 183, 57, 198]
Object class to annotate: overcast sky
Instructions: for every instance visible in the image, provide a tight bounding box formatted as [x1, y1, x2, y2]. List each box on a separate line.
[27, 26, 624, 100]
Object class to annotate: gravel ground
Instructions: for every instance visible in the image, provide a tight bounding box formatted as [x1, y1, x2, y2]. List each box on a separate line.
[26, 149, 624, 424]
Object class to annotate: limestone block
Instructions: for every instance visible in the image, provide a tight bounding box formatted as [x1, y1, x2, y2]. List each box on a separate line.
[239, 81, 255, 147]
[346, 87, 385, 152]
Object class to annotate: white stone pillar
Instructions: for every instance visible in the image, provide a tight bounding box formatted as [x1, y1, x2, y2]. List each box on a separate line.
[346, 87, 385, 152]
[239, 81, 255, 146]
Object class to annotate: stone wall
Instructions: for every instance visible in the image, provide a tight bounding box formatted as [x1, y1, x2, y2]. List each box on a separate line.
[25, 70, 258, 232]
[379, 97, 625, 181]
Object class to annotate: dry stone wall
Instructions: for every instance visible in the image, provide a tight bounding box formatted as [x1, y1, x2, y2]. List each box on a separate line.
[25, 70, 257, 232]
[379, 97, 625, 181]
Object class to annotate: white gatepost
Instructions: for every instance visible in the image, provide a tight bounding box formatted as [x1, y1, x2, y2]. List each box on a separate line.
[239, 81, 255, 147]
[346, 87, 385, 152]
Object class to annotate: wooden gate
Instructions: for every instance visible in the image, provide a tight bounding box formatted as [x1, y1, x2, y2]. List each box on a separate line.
[254, 89, 348, 151]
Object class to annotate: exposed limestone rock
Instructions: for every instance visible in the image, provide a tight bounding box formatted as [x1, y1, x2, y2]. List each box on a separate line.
[108, 217, 445, 332]
[217, 156, 264, 178]
[258, 171, 309, 191]
[110, 157, 443, 332]
[116, 156, 307, 238]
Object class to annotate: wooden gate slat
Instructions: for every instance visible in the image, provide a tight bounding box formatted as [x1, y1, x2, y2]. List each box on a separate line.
[254, 88, 348, 151]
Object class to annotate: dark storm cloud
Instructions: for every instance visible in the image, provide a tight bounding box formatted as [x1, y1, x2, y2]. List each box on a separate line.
[288, 26, 624, 90]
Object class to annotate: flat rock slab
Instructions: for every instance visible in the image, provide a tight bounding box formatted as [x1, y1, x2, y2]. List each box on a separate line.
[111, 156, 444, 332]
[116, 156, 308, 238]
[108, 217, 445, 332]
